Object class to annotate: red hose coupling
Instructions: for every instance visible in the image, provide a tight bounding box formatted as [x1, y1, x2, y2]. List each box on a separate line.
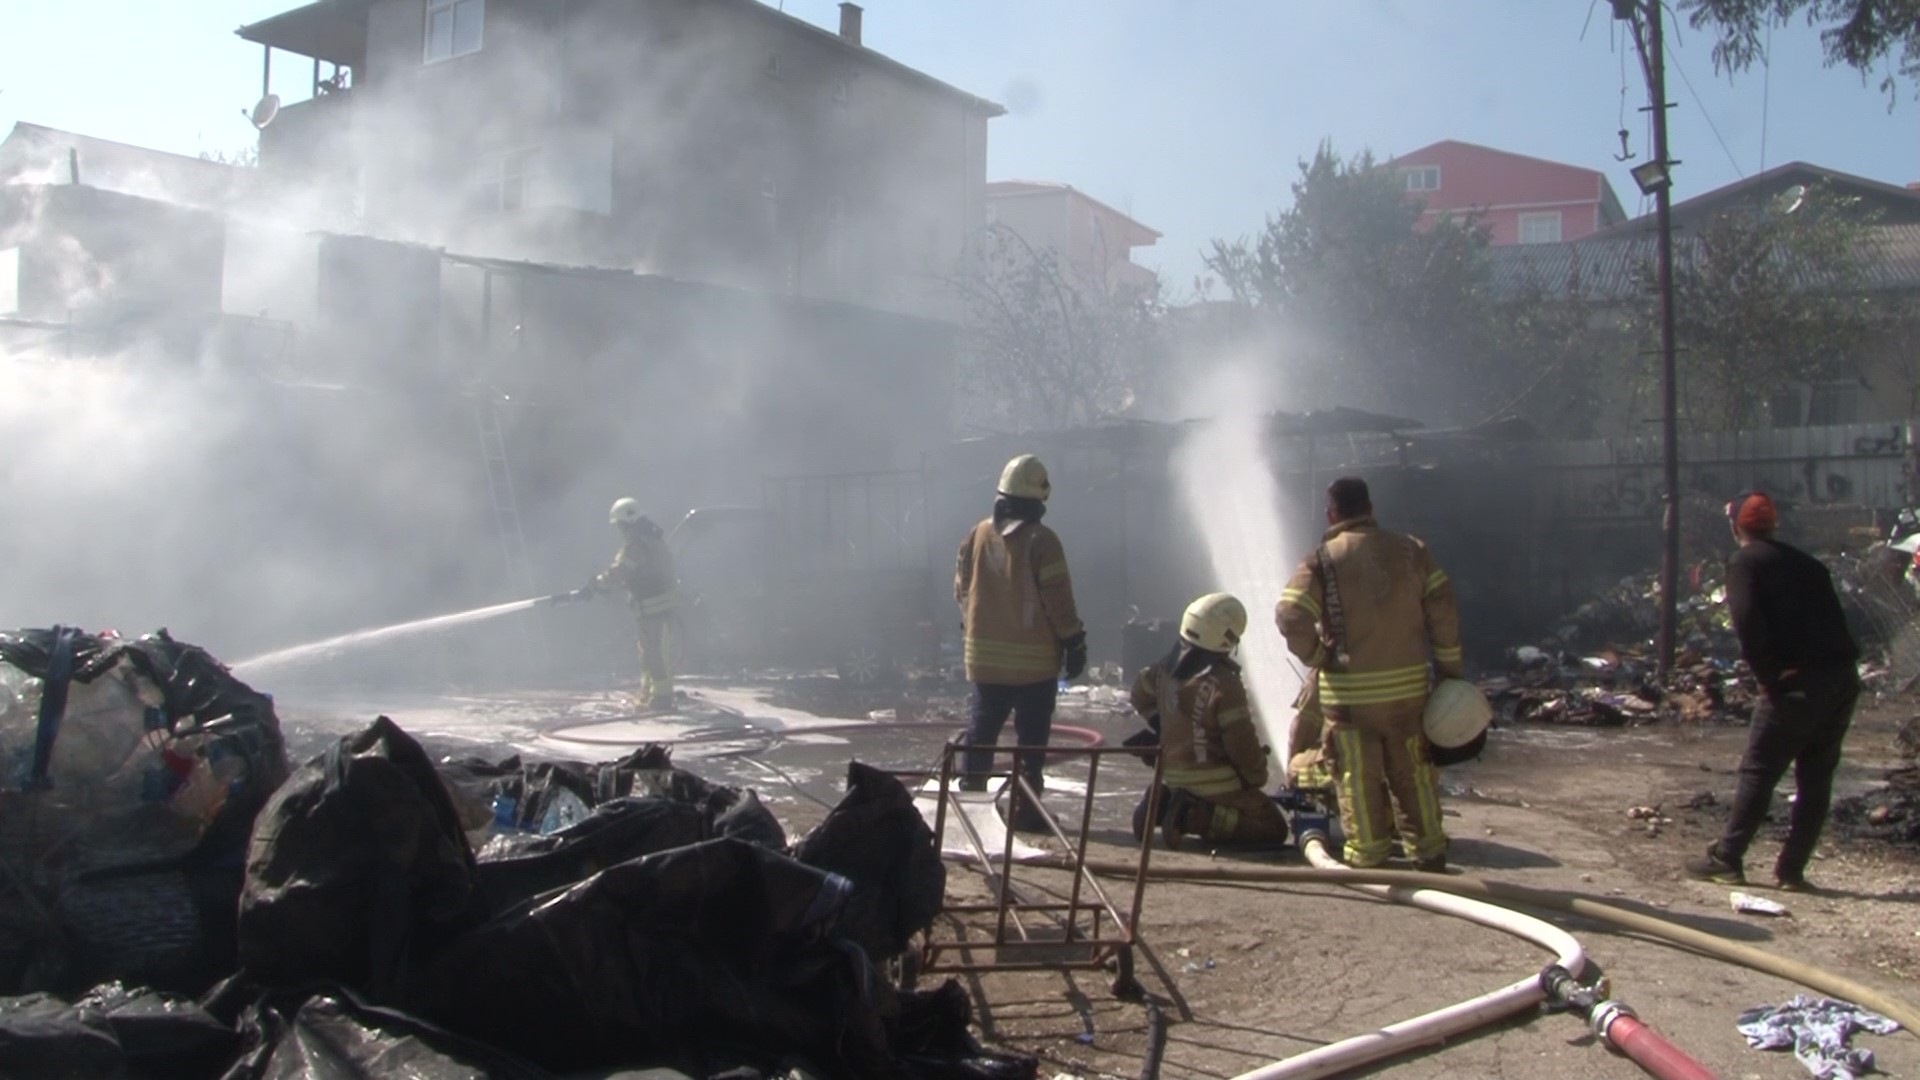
[1596, 1005, 1720, 1080]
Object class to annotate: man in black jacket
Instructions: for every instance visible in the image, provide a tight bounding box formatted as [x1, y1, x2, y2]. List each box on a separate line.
[1687, 491, 1860, 890]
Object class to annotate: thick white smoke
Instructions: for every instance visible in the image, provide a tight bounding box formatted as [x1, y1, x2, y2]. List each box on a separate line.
[1171, 359, 1312, 766]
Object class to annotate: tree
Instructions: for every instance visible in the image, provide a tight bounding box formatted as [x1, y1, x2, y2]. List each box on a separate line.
[1203, 143, 1599, 428]
[1638, 185, 1881, 429]
[1681, 0, 1920, 102]
[950, 222, 1165, 433]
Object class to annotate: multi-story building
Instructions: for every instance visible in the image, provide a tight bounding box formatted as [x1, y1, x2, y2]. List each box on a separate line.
[1390, 139, 1627, 246]
[982, 180, 1161, 294]
[236, 0, 1002, 320]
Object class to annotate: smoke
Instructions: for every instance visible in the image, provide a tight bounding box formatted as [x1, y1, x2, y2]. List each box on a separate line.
[1170, 355, 1314, 765]
[0, 3, 980, 692]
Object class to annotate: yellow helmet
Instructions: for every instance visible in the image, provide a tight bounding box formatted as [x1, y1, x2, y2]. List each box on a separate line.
[609, 497, 644, 525]
[1180, 592, 1247, 654]
[997, 454, 1051, 501]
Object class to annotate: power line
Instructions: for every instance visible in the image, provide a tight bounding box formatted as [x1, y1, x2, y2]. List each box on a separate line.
[1665, 40, 1744, 178]
[1760, 20, 1774, 173]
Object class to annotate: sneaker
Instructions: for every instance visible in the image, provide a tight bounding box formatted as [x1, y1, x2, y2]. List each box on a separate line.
[1683, 847, 1746, 885]
[1775, 875, 1819, 894]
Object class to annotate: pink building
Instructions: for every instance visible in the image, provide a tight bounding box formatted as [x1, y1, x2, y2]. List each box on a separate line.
[1389, 140, 1626, 246]
[983, 180, 1160, 294]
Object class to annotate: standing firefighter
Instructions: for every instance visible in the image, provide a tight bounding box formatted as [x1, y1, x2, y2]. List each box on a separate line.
[576, 498, 679, 712]
[1132, 593, 1288, 851]
[955, 454, 1087, 831]
[1277, 477, 1462, 871]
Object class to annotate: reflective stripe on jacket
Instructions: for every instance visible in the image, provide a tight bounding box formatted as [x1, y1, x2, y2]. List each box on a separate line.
[1130, 654, 1268, 797]
[955, 518, 1083, 685]
[1275, 517, 1462, 718]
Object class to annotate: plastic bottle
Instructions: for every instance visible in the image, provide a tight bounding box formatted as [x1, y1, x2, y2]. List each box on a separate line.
[491, 792, 519, 831]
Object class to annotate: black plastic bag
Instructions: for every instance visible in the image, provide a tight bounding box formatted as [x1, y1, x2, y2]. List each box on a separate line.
[238, 717, 486, 1001]
[405, 838, 898, 1076]
[0, 983, 235, 1079]
[219, 987, 553, 1080]
[474, 796, 709, 913]
[790, 762, 944, 960]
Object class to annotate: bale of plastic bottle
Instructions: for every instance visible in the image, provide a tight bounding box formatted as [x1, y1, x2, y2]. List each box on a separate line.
[0, 627, 289, 995]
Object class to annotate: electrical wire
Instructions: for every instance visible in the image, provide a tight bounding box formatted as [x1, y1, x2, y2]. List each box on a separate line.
[1760, 19, 1774, 173]
[1666, 39, 1745, 178]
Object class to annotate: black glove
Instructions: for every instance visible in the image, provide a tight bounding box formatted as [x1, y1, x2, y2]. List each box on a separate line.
[1121, 727, 1160, 765]
[1061, 634, 1088, 681]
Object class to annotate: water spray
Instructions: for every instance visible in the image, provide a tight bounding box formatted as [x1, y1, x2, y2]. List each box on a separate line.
[229, 596, 550, 676]
[1172, 365, 1308, 762]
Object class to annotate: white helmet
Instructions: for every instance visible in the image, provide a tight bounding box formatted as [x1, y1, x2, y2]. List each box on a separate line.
[997, 454, 1051, 502]
[1180, 592, 1248, 654]
[1424, 678, 1493, 749]
[609, 497, 644, 525]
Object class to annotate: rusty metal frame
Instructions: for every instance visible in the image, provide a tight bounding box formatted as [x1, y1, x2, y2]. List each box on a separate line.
[894, 737, 1165, 998]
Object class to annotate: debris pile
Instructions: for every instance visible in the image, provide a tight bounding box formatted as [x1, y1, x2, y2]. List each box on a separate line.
[0, 625, 1036, 1080]
[1480, 643, 1758, 728]
[1831, 718, 1920, 847]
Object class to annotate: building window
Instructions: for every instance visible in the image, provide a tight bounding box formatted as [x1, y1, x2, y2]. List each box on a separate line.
[1518, 211, 1563, 245]
[477, 148, 535, 212]
[1404, 166, 1441, 193]
[766, 52, 783, 79]
[425, 0, 484, 62]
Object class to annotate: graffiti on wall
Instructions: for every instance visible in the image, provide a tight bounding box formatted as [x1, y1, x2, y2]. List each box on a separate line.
[1550, 424, 1914, 520]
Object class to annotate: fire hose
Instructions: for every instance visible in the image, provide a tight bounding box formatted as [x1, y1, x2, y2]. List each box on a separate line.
[1223, 828, 1593, 1080]
[1050, 855, 1920, 1035]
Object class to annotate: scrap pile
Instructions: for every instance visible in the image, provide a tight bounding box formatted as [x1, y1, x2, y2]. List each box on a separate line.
[1831, 717, 1920, 847]
[0, 626, 1035, 1080]
[1488, 542, 1920, 729]
[1480, 565, 1758, 727]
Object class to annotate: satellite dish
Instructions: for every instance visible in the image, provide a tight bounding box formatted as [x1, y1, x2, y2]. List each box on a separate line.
[1774, 183, 1808, 216]
[249, 94, 281, 130]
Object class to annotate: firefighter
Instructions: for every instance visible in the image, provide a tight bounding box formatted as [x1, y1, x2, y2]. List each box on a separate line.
[954, 454, 1086, 831]
[1131, 593, 1288, 851]
[575, 498, 679, 712]
[1277, 477, 1463, 871]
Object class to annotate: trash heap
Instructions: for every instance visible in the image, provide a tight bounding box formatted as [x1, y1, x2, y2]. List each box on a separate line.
[1480, 566, 1759, 727]
[0, 625, 1036, 1080]
[1831, 717, 1920, 848]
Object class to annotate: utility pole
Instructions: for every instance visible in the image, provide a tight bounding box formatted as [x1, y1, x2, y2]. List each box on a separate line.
[1619, 0, 1681, 679]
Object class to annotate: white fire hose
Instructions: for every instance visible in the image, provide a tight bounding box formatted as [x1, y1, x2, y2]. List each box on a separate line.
[1227, 830, 1588, 1080]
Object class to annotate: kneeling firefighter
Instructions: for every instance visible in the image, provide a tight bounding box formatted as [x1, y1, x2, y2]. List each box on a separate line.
[559, 498, 679, 711]
[1129, 593, 1289, 851]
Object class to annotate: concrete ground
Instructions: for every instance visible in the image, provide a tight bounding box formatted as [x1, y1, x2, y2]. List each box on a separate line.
[267, 674, 1920, 1080]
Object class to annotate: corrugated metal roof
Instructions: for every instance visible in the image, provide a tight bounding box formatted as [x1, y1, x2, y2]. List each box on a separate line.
[1487, 223, 1920, 302]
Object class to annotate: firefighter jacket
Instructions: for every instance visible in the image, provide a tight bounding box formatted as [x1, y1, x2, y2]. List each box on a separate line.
[955, 518, 1083, 685]
[595, 532, 678, 618]
[1276, 517, 1462, 722]
[1130, 652, 1268, 797]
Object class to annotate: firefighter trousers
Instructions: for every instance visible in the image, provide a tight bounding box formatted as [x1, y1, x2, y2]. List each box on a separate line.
[1323, 713, 1446, 866]
[1167, 785, 1290, 847]
[636, 615, 674, 709]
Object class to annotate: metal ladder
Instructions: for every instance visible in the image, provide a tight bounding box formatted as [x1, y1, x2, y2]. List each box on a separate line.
[473, 392, 550, 676]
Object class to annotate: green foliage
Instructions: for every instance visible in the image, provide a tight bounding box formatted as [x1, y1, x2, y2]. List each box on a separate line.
[1680, 0, 1920, 103]
[1203, 143, 1604, 430]
[1635, 185, 1881, 429]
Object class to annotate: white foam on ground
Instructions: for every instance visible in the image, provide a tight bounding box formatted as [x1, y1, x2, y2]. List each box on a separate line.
[913, 780, 1051, 863]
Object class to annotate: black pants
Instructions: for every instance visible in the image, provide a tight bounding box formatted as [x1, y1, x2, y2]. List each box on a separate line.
[1713, 667, 1859, 879]
[964, 680, 1057, 791]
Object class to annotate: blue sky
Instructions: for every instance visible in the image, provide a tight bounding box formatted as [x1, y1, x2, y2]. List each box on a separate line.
[3, 1, 1914, 290]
